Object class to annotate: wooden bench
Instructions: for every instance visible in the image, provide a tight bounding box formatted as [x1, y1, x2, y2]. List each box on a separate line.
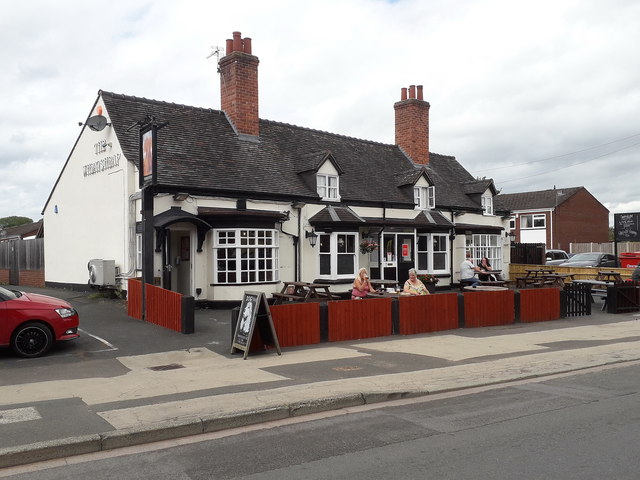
[271, 293, 306, 305]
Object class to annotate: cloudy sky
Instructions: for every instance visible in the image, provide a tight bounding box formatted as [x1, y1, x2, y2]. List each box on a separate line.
[1, 0, 639, 224]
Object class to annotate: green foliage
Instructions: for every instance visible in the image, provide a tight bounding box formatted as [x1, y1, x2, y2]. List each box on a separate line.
[0, 216, 33, 228]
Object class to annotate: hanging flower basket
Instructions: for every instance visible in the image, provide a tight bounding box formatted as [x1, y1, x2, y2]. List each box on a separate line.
[418, 274, 439, 285]
[359, 241, 379, 254]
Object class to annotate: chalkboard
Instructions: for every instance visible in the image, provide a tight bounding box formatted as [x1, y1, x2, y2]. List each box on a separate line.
[231, 291, 281, 359]
[614, 212, 640, 242]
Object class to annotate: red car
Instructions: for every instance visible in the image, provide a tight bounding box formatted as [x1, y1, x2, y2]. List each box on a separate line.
[0, 286, 80, 358]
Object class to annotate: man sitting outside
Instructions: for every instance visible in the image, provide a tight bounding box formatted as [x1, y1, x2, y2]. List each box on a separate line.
[460, 251, 482, 288]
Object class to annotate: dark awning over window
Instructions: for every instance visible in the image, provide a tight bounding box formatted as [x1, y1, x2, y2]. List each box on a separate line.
[454, 223, 504, 235]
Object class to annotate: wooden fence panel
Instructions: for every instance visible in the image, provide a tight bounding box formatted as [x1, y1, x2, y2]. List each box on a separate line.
[561, 283, 591, 317]
[398, 293, 459, 335]
[146, 284, 182, 332]
[127, 278, 182, 332]
[270, 303, 321, 347]
[464, 290, 515, 328]
[607, 282, 640, 314]
[127, 279, 142, 319]
[328, 298, 392, 342]
[519, 288, 560, 322]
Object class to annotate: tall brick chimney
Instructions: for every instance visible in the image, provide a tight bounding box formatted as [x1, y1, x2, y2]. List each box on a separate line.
[219, 31, 260, 136]
[394, 85, 430, 165]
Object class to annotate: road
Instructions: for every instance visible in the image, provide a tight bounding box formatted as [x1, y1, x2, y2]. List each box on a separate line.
[3, 361, 639, 480]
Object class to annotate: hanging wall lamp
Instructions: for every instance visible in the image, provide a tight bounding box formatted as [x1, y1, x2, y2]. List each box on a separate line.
[305, 230, 318, 247]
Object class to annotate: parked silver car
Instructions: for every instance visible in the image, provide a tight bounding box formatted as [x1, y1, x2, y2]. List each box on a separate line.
[545, 249, 570, 265]
[558, 252, 618, 268]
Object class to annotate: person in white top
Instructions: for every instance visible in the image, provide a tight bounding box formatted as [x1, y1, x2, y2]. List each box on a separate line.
[460, 251, 482, 287]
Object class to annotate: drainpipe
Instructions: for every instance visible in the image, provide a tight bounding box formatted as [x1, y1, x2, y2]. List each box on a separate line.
[450, 211, 456, 283]
[377, 204, 386, 276]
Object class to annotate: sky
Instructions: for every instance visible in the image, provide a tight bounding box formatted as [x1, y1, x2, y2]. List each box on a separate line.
[1, 0, 639, 225]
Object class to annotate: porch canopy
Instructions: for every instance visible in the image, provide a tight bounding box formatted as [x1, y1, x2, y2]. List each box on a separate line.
[154, 206, 213, 252]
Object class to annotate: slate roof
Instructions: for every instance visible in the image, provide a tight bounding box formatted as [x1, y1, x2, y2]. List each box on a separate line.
[494, 187, 584, 211]
[99, 90, 490, 212]
[0, 219, 43, 240]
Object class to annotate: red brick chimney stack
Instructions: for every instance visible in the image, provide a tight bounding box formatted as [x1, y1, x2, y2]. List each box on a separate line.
[219, 31, 260, 136]
[394, 84, 430, 165]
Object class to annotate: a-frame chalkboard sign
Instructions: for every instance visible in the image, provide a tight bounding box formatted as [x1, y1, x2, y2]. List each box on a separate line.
[231, 291, 282, 359]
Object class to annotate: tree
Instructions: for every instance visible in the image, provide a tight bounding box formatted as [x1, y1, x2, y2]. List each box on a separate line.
[0, 216, 34, 228]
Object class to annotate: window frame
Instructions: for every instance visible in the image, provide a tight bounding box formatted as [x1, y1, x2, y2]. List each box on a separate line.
[317, 173, 340, 201]
[416, 233, 449, 274]
[520, 214, 546, 229]
[317, 232, 358, 280]
[465, 234, 503, 270]
[481, 192, 494, 216]
[135, 233, 142, 271]
[213, 228, 280, 284]
[414, 185, 435, 210]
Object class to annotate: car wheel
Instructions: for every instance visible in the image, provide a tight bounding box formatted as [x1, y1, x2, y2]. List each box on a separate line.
[11, 322, 54, 358]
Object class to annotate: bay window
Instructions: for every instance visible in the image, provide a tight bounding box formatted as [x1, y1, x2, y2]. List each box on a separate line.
[465, 234, 502, 269]
[214, 229, 279, 284]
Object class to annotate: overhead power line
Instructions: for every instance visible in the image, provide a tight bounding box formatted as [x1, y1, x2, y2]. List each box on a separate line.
[497, 140, 640, 184]
[472, 131, 640, 174]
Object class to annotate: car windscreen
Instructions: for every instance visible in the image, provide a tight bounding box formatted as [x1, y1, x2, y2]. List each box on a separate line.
[569, 253, 600, 262]
[0, 286, 19, 300]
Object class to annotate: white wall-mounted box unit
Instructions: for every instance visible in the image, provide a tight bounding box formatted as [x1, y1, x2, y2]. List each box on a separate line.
[88, 259, 116, 286]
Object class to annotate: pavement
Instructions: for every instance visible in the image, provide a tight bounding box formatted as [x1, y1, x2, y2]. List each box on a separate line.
[1, 285, 640, 469]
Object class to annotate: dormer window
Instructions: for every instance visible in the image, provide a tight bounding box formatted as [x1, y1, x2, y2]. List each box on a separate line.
[414, 185, 435, 210]
[317, 173, 339, 201]
[481, 191, 493, 215]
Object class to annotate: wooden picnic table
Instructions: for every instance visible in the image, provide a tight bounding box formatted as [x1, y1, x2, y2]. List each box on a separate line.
[524, 268, 556, 277]
[366, 291, 409, 298]
[272, 281, 335, 305]
[516, 271, 574, 288]
[464, 285, 509, 292]
[541, 273, 575, 288]
[595, 271, 623, 282]
[369, 279, 399, 291]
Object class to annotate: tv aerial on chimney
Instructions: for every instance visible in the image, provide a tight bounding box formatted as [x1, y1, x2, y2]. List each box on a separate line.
[206, 45, 222, 61]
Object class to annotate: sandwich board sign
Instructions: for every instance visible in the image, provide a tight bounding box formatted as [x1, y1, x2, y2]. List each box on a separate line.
[231, 291, 281, 359]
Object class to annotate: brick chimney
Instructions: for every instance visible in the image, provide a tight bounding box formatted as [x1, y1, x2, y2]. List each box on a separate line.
[218, 31, 260, 136]
[394, 85, 430, 165]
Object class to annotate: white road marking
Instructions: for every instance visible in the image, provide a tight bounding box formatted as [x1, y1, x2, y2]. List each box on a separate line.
[0, 407, 41, 424]
[78, 328, 118, 351]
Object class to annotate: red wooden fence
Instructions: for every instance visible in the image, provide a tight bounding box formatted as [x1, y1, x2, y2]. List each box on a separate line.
[463, 290, 515, 328]
[127, 279, 142, 318]
[398, 293, 459, 335]
[519, 288, 560, 323]
[328, 298, 392, 342]
[270, 302, 321, 347]
[127, 279, 183, 332]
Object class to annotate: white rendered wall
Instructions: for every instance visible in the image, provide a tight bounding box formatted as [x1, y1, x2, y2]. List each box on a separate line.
[44, 100, 131, 286]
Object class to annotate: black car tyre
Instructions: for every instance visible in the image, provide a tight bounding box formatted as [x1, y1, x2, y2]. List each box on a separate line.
[11, 322, 53, 358]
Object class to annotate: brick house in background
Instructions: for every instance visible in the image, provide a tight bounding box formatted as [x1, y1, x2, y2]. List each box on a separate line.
[495, 186, 609, 252]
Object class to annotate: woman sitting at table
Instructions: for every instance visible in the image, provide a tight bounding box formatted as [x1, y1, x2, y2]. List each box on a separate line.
[477, 256, 496, 281]
[351, 267, 372, 299]
[403, 268, 430, 296]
